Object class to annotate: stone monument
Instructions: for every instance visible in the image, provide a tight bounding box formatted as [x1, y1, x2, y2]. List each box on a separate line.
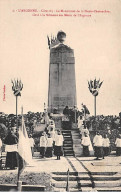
[47, 31, 77, 113]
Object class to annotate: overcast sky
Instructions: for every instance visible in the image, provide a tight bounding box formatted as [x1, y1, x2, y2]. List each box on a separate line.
[0, 0, 121, 115]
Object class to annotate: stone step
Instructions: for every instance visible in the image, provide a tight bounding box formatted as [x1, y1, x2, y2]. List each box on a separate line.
[63, 139, 72, 142]
[52, 187, 66, 192]
[91, 172, 117, 176]
[62, 132, 71, 134]
[73, 140, 81, 144]
[64, 140, 72, 142]
[64, 151, 74, 154]
[64, 137, 72, 139]
[63, 135, 72, 137]
[81, 187, 95, 192]
[73, 150, 82, 154]
[71, 132, 80, 135]
[64, 152, 74, 155]
[64, 149, 74, 152]
[52, 187, 79, 192]
[52, 175, 90, 181]
[52, 171, 117, 176]
[52, 175, 77, 181]
[73, 146, 82, 149]
[63, 142, 73, 145]
[63, 144, 73, 146]
[96, 187, 121, 191]
[71, 130, 79, 133]
[72, 135, 81, 139]
[73, 144, 82, 147]
[92, 175, 121, 181]
[78, 180, 92, 187]
[63, 147, 73, 149]
[73, 147, 83, 151]
[64, 154, 75, 156]
[52, 179, 92, 188]
[94, 180, 121, 187]
[51, 180, 78, 188]
[62, 130, 71, 133]
[63, 146, 73, 149]
[63, 136, 72, 138]
[64, 136, 72, 138]
[52, 172, 78, 175]
[63, 151, 74, 154]
[64, 142, 73, 145]
[75, 154, 83, 157]
[64, 152, 74, 156]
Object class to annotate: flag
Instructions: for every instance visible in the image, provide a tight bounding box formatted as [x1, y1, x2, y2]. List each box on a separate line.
[88, 81, 92, 93]
[90, 80, 93, 89]
[17, 108, 32, 180]
[99, 81, 103, 88]
[47, 35, 50, 49]
[94, 78, 96, 89]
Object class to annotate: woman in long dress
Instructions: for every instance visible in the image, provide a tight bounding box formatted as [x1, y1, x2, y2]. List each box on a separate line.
[4, 130, 18, 169]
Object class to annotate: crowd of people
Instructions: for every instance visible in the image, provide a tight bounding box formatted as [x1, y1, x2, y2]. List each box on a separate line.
[81, 128, 121, 160]
[0, 111, 44, 139]
[0, 108, 121, 169]
[86, 115, 121, 131]
[0, 117, 64, 170]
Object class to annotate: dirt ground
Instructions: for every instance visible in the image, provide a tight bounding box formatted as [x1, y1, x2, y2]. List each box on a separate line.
[0, 171, 52, 191]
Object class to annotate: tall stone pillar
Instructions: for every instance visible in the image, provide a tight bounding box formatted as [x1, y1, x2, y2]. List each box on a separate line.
[48, 31, 77, 113]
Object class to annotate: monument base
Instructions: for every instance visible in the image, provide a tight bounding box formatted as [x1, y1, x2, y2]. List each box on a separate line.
[71, 122, 78, 129]
[50, 113, 64, 128]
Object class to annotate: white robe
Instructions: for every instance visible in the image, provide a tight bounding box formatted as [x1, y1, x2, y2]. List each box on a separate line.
[93, 135, 103, 147]
[0, 139, 2, 148]
[55, 135, 64, 146]
[115, 138, 121, 147]
[81, 128, 94, 155]
[40, 136, 47, 147]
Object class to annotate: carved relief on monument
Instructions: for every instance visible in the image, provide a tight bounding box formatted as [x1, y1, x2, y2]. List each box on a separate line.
[53, 96, 73, 107]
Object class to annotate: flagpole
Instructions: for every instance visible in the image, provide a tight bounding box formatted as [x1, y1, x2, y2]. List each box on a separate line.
[17, 106, 32, 191]
[88, 79, 103, 132]
[17, 106, 23, 191]
[94, 96, 97, 131]
[16, 96, 18, 133]
[94, 96, 96, 117]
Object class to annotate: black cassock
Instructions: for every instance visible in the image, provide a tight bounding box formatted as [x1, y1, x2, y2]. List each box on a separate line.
[4, 131, 18, 169]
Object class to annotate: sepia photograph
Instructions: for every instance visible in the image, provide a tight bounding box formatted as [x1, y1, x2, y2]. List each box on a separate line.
[0, 0, 121, 192]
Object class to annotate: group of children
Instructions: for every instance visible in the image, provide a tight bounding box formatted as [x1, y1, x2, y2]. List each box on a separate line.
[93, 132, 110, 160]
[39, 120, 64, 160]
[82, 131, 121, 160]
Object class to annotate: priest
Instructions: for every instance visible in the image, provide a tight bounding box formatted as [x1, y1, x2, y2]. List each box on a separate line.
[4, 129, 18, 169]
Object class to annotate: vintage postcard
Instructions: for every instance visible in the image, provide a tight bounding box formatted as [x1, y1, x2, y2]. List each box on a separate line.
[0, 0, 121, 192]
